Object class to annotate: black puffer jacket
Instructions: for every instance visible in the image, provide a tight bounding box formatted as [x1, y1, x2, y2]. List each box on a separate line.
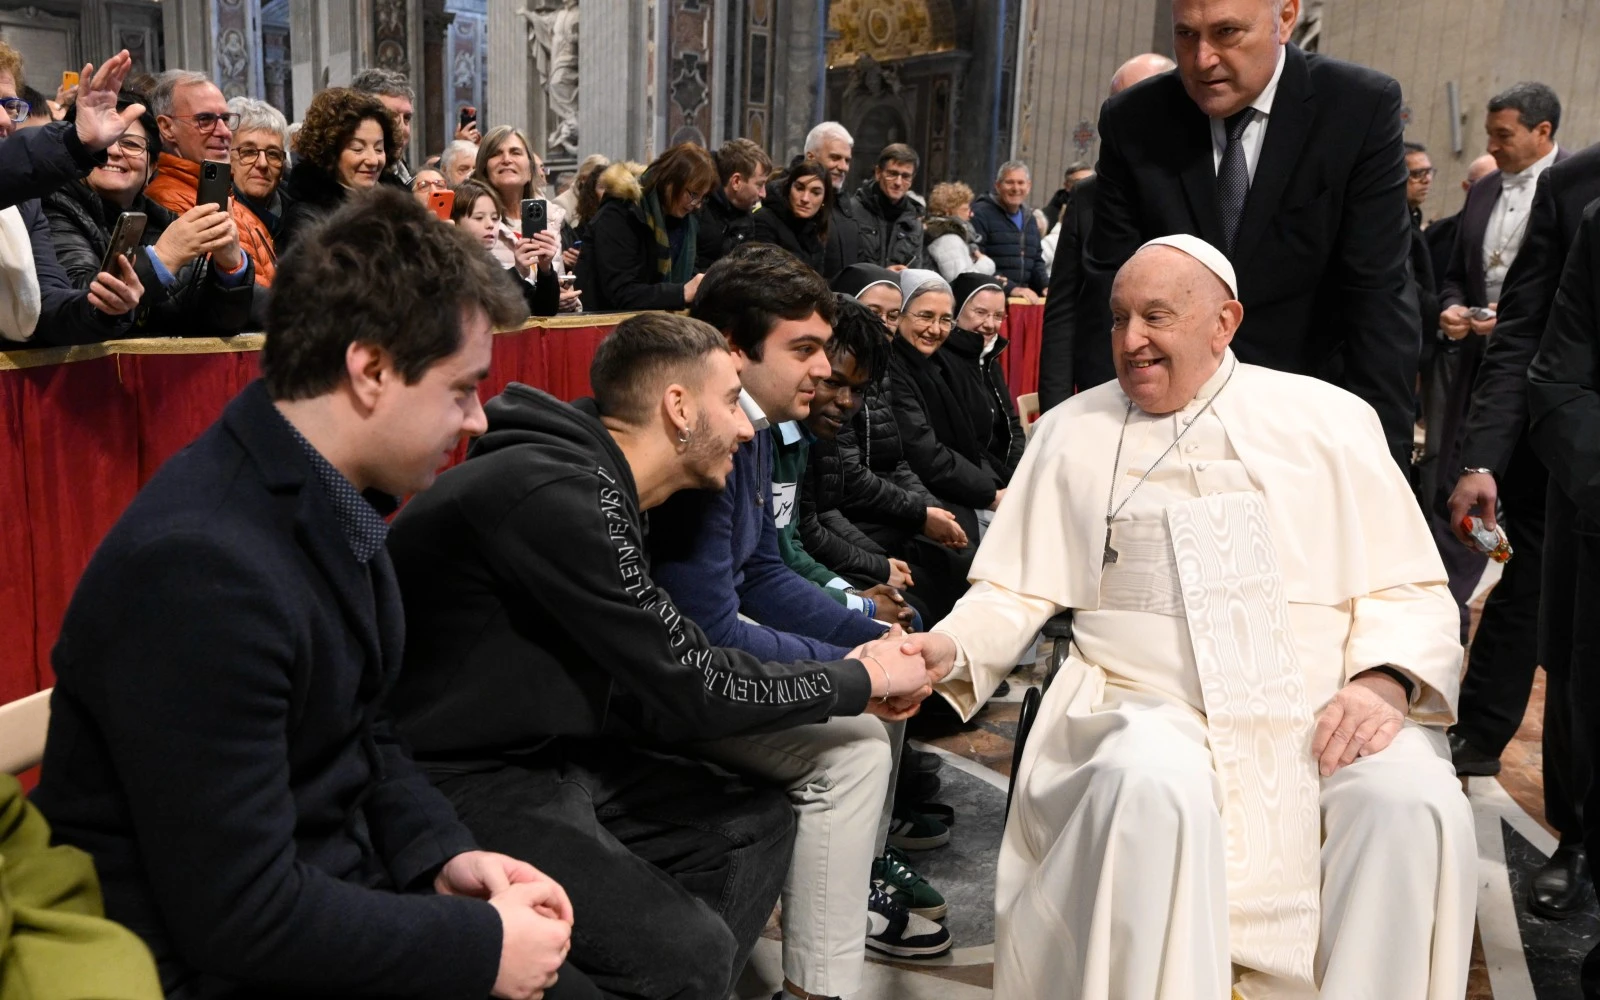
[850, 180, 924, 269]
[940, 327, 1028, 484]
[749, 187, 826, 274]
[276, 158, 350, 254]
[41, 179, 255, 337]
[837, 378, 937, 529]
[888, 334, 1002, 510]
[694, 187, 755, 270]
[969, 192, 1046, 292]
[799, 436, 893, 583]
[824, 198, 864, 280]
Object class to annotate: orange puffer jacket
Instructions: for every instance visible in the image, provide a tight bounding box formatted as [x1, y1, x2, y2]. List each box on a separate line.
[145, 152, 276, 286]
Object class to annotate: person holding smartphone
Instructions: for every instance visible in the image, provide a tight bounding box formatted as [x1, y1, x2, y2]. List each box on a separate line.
[43, 91, 253, 339]
[449, 179, 558, 318]
[0, 46, 148, 345]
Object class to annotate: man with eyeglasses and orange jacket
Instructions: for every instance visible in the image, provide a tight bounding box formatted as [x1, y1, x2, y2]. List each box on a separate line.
[145, 69, 276, 286]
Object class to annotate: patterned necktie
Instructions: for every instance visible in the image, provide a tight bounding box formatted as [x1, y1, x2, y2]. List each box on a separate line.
[1216, 107, 1256, 255]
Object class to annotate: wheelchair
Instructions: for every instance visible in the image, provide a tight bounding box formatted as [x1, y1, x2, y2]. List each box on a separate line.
[1004, 611, 1073, 822]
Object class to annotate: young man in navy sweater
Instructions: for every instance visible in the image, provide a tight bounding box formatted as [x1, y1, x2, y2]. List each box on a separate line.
[650, 245, 954, 984]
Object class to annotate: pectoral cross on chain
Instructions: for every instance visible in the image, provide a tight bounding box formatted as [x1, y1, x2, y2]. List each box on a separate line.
[1103, 523, 1119, 565]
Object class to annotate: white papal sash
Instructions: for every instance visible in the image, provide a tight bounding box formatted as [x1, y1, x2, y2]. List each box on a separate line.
[1167, 492, 1322, 987]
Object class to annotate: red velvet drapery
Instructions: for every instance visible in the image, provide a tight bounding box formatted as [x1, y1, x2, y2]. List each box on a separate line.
[0, 303, 1046, 703]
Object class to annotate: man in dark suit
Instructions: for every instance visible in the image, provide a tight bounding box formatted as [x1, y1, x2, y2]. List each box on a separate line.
[1526, 195, 1600, 991]
[1038, 52, 1174, 411]
[31, 189, 596, 999]
[1083, 0, 1421, 466]
[1451, 144, 1600, 919]
[1432, 84, 1566, 793]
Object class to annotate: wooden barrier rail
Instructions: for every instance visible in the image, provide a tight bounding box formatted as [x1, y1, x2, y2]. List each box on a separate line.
[0, 303, 1044, 702]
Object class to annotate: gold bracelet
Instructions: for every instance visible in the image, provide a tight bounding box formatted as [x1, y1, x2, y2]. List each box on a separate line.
[862, 653, 891, 699]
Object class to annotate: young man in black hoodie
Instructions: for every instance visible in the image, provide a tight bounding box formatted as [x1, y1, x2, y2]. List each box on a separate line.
[386, 312, 935, 999]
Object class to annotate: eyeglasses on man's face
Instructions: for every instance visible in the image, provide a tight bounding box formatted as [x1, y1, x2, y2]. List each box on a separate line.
[1408, 167, 1436, 181]
[0, 97, 29, 123]
[171, 111, 240, 134]
[233, 145, 286, 167]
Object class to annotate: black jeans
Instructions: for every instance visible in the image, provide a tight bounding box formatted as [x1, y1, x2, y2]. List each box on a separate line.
[428, 740, 795, 1000]
[1453, 443, 1547, 755]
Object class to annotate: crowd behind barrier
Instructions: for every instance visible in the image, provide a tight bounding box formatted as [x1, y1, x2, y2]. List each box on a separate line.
[0, 301, 1044, 706]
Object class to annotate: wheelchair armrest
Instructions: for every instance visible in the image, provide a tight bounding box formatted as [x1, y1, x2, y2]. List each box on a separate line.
[1039, 611, 1074, 641]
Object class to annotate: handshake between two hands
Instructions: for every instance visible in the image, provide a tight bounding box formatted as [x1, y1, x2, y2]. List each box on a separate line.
[849, 628, 959, 722]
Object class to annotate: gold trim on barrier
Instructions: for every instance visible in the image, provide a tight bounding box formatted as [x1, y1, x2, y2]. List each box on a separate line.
[0, 314, 641, 372]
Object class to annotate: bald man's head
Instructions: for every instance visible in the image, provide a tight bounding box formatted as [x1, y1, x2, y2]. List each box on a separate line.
[1464, 154, 1497, 190]
[1109, 53, 1177, 97]
[1110, 245, 1242, 414]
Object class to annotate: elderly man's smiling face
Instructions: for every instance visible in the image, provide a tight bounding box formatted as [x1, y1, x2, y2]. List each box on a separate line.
[1109, 246, 1242, 414]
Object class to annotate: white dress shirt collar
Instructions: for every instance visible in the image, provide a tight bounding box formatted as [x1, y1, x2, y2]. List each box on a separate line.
[1502, 144, 1559, 190]
[1209, 46, 1287, 181]
[739, 388, 771, 432]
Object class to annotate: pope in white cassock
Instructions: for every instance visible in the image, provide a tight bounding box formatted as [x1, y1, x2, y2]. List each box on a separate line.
[906, 235, 1475, 999]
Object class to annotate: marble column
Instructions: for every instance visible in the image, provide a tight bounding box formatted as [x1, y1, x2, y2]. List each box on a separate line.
[773, 0, 824, 163]
[578, 2, 652, 163]
[162, 0, 212, 80]
[289, 0, 368, 119]
[484, 1, 528, 142]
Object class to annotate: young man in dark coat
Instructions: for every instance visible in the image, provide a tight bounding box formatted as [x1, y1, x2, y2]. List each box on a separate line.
[32, 188, 587, 1000]
[850, 143, 925, 269]
[695, 137, 771, 270]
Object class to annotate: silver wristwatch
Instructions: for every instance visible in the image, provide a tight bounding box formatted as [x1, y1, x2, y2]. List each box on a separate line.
[1461, 467, 1494, 478]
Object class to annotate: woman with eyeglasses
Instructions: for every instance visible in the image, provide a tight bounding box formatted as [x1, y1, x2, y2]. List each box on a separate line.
[41, 91, 254, 339]
[886, 269, 1003, 548]
[276, 87, 396, 253]
[574, 142, 717, 312]
[225, 96, 293, 243]
[938, 273, 1027, 484]
[748, 159, 832, 276]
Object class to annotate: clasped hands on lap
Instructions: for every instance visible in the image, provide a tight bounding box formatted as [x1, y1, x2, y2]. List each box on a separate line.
[902, 633, 1410, 777]
[435, 850, 572, 1000]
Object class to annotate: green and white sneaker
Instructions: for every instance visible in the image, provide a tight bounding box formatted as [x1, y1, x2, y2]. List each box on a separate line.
[886, 806, 950, 850]
[873, 847, 948, 920]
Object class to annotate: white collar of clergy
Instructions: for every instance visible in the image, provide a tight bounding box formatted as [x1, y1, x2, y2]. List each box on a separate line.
[738, 388, 771, 432]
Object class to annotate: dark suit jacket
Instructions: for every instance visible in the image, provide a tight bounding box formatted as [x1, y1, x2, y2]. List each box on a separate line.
[32, 381, 500, 1000]
[1462, 143, 1600, 476]
[1529, 199, 1600, 519]
[1439, 171, 1505, 310]
[1426, 211, 1462, 293]
[1038, 174, 1109, 410]
[1084, 45, 1422, 465]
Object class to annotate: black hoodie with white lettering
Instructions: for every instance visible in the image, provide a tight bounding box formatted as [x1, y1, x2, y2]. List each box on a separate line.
[386, 382, 873, 761]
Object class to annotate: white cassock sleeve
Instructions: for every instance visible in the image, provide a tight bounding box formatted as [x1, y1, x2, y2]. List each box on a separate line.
[932, 581, 1059, 721]
[1344, 581, 1461, 726]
